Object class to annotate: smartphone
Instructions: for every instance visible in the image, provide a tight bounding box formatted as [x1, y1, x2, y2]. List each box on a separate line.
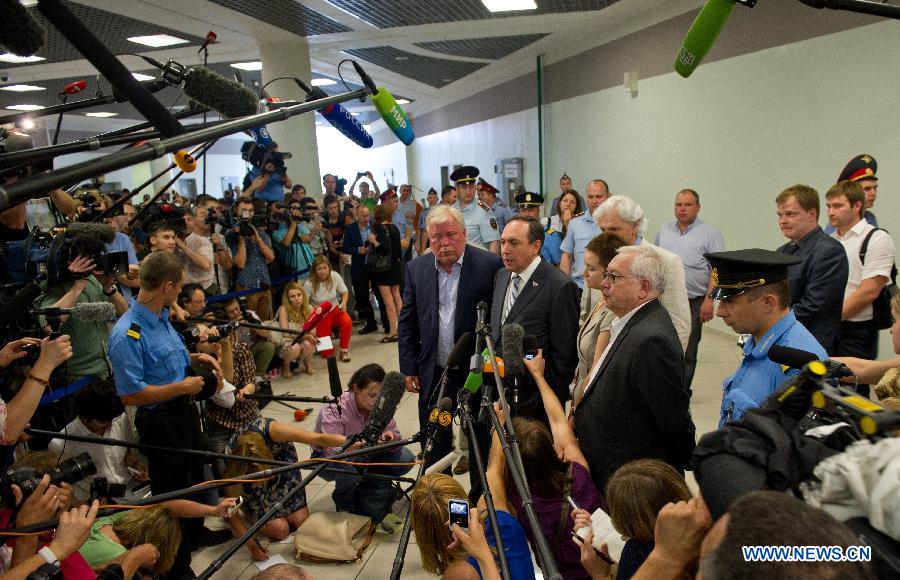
[227, 496, 244, 517]
[448, 498, 470, 530]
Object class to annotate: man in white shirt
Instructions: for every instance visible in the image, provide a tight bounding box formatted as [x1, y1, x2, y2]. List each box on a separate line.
[826, 180, 896, 363]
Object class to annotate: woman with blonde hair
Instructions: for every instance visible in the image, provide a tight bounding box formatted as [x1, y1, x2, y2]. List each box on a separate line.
[303, 254, 354, 362]
[275, 281, 316, 378]
[411, 471, 535, 579]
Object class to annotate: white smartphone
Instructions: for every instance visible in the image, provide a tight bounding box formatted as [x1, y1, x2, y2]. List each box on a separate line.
[226, 496, 244, 517]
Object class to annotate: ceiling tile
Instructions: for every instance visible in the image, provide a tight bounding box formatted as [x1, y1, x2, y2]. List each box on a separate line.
[414, 34, 549, 59]
[207, 0, 350, 36]
[344, 46, 487, 88]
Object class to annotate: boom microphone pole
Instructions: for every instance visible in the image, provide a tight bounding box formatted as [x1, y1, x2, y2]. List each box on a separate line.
[6, 434, 418, 536]
[0, 88, 369, 211]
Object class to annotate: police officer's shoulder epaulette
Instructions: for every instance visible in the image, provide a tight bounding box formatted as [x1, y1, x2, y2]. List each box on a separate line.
[546, 228, 555, 235]
[127, 323, 141, 340]
[477, 200, 490, 212]
[573, 210, 585, 218]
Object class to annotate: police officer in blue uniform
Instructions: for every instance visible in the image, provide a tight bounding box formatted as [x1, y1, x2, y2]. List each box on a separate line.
[477, 178, 515, 233]
[707, 249, 827, 427]
[516, 191, 562, 265]
[108, 252, 223, 574]
[451, 166, 500, 253]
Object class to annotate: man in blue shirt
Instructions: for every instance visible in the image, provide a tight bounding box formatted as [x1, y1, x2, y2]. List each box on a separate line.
[655, 189, 725, 388]
[560, 179, 609, 291]
[108, 251, 222, 573]
[226, 197, 276, 320]
[707, 249, 826, 428]
[451, 166, 500, 253]
[477, 178, 515, 233]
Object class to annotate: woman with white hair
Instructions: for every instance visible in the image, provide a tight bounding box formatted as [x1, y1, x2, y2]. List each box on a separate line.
[593, 195, 692, 352]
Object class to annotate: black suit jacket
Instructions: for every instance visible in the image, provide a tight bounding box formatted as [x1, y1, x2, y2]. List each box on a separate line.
[398, 246, 504, 399]
[490, 259, 580, 414]
[776, 227, 848, 354]
[343, 220, 371, 279]
[573, 299, 696, 491]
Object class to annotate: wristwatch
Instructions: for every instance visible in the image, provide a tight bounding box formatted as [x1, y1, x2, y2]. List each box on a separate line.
[38, 545, 60, 566]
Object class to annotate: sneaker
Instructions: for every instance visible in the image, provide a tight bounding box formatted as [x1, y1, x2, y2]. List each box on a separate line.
[453, 455, 469, 475]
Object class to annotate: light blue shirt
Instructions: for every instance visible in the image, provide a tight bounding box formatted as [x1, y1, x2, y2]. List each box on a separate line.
[560, 213, 601, 289]
[487, 201, 515, 234]
[436, 253, 464, 367]
[719, 311, 826, 427]
[454, 200, 499, 249]
[394, 197, 416, 238]
[655, 219, 725, 298]
[108, 302, 191, 409]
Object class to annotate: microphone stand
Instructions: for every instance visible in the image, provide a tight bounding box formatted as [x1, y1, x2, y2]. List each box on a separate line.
[479, 328, 562, 580]
[389, 366, 453, 580]
[456, 389, 511, 580]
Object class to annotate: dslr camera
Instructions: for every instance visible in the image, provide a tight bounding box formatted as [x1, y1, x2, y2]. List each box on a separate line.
[4, 452, 96, 505]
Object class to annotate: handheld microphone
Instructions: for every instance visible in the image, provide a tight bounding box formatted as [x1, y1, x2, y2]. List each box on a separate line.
[29, 302, 117, 322]
[289, 301, 333, 347]
[471, 302, 488, 372]
[63, 81, 88, 95]
[427, 397, 454, 433]
[327, 356, 342, 399]
[350, 62, 414, 146]
[463, 370, 483, 395]
[446, 332, 475, 370]
[359, 371, 406, 447]
[0, 0, 46, 57]
[767, 345, 855, 379]
[500, 323, 525, 378]
[523, 334, 539, 358]
[674, 0, 742, 78]
[293, 80, 373, 149]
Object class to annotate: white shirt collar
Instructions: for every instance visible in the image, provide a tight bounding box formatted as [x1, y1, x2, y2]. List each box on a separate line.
[511, 255, 542, 286]
[434, 248, 465, 273]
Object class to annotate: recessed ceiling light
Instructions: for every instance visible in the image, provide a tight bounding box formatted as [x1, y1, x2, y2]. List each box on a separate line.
[0, 53, 45, 64]
[85, 112, 118, 118]
[127, 34, 189, 48]
[311, 78, 337, 87]
[6, 104, 45, 111]
[132, 72, 155, 81]
[0, 84, 45, 92]
[230, 61, 262, 71]
[443, 78, 453, 82]
[19, 118, 35, 130]
[482, 0, 537, 12]
[394, 56, 408, 61]
[396, 99, 410, 105]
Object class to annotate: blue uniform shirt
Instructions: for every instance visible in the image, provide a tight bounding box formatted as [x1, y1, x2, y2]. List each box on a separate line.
[487, 201, 515, 234]
[719, 310, 826, 427]
[247, 166, 287, 203]
[454, 200, 499, 249]
[560, 213, 601, 289]
[108, 302, 191, 409]
[542, 227, 563, 265]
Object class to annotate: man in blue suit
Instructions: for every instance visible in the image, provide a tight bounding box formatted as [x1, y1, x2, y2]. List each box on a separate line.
[343, 204, 378, 333]
[399, 205, 503, 480]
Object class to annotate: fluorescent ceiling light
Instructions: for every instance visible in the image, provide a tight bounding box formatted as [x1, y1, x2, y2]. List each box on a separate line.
[20, 1, 39, 7]
[0, 84, 45, 92]
[0, 53, 45, 63]
[85, 112, 118, 118]
[6, 104, 45, 111]
[482, 0, 537, 12]
[127, 34, 188, 48]
[230, 61, 262, 71]
[396, 99, 410, 105]
[132, 73, 155, 81]
[311, 78, 336, 87]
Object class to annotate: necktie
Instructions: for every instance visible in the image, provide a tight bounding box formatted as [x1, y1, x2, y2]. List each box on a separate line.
[502, 274, 522, 323]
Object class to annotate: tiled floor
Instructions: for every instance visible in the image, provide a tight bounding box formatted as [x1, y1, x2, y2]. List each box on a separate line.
[190, 327, 743, 579]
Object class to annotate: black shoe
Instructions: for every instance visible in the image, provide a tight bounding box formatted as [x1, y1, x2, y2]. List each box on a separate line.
[192, 528, 232, 550]
[360, 325, 378, 335]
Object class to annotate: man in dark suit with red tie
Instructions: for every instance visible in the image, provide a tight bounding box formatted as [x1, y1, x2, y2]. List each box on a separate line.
[398, 205, 503, 481]
[572, 245, 696, 492]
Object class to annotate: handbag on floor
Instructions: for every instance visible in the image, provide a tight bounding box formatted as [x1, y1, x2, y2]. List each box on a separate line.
[293, 512, 375, 563]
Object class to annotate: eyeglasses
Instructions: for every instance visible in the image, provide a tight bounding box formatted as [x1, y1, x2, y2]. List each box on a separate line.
[601, 271, 639, 284]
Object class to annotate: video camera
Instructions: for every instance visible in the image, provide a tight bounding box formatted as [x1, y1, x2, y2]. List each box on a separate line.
[240, 141, 292, 174]
[134, 201, 188, 238]
[3, 452, 96, 506]
[181, 319, 240, 350]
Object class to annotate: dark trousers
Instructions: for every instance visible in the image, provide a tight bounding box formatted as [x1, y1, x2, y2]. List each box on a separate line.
[835, 319, 878, 396]
[135, 401, 205, 579]
[685, 296, 706, 392]
[351, 272, 376, 327]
